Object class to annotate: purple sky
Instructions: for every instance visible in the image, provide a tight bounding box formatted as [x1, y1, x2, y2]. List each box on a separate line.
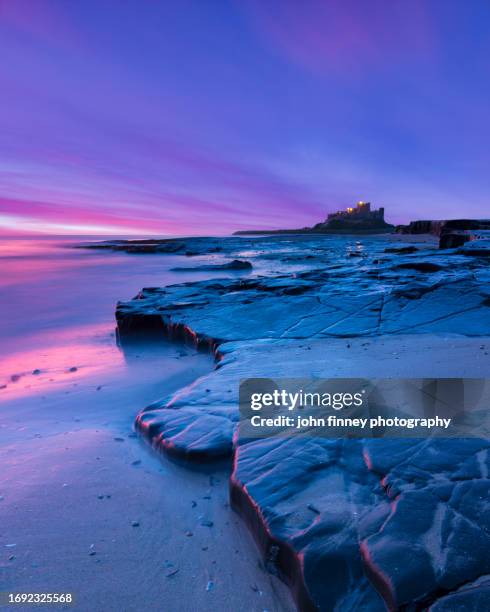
[1, 0, 489, 235]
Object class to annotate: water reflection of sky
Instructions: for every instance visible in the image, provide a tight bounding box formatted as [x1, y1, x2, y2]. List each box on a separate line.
[0, 234, 437, 397]
[0, 237, 229, 397]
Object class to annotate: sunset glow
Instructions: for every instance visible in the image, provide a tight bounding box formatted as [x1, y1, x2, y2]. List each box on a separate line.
[1, 1, 490, 235]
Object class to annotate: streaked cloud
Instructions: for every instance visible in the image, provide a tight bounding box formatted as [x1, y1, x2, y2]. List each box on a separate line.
[0, 0, 489, 235]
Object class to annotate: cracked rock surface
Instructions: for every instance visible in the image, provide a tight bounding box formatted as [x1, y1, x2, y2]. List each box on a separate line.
[112, 235, 490, 610]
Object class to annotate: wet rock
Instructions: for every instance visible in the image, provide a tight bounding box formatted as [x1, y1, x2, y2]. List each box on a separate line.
[113, 234, 490, 611]
[171, 259, 253, 272]
[439, 232, 470, 249]
[231, 436, 490, 610]
[384, 246, 419, 254]
[459, 239, 490, 257]
[77, 237, 228, 256]
[429, 575, 490, 610]
[396, 262, 443, 273]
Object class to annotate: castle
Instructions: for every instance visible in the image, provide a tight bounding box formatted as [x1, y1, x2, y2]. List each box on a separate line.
[234, 201, 393, 234]
[326, 201, 385, 223]
[313, 201, 390, 230]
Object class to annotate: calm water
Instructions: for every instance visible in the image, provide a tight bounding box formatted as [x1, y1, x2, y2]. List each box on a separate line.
[0, 233, 435, 395]
[0, 236, 228, 393]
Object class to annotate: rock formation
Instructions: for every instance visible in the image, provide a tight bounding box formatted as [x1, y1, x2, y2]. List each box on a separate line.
[113, 234, 490, 611]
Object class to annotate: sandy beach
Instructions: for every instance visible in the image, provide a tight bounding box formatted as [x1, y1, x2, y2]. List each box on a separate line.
[2, 233, 489, 611]
[0, 237, 294, 611]
[1, 346, 293, 611]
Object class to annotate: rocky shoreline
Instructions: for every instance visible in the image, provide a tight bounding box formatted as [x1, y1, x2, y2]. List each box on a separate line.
[110, 234, 490, 610]
[396, 218, 490, 251]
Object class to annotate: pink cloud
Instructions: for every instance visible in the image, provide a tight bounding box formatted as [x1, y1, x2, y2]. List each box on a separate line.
[0, 0, 84, 50]
[241, 0, 437, 75]
[0, 196, 183, 234]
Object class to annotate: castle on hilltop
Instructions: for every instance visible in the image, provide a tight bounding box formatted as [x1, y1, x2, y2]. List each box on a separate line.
[313, 201, 390, 230]
[234, 200, 393, 235]
[327, 201, 385, 223]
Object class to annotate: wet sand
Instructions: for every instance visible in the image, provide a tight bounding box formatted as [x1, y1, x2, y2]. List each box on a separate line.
[1, 344, 294, 611]
[0, 236, 295, 611]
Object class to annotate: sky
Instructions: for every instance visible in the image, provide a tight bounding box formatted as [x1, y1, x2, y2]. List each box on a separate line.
[0, 0, 489, 236]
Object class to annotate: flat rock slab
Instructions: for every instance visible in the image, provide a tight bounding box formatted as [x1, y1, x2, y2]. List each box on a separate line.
[115, 235, 490, 610]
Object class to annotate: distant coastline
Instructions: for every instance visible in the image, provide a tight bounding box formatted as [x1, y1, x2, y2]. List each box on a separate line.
[234, 227, 394, 235]
[234, 204, 490, 248]
[235, 201, 394, 235]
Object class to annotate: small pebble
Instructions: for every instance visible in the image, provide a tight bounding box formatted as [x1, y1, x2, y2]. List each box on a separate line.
[69, 367, 78, 372]
[201, 520, 214, 528]
[114, 437, 125, 442]
[131, 460, 142, 466]
[185, 531, 193, 537]
[206, 581, 214, 592]
[131, 521, 140, 527]
[32, 369, 41, 375]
